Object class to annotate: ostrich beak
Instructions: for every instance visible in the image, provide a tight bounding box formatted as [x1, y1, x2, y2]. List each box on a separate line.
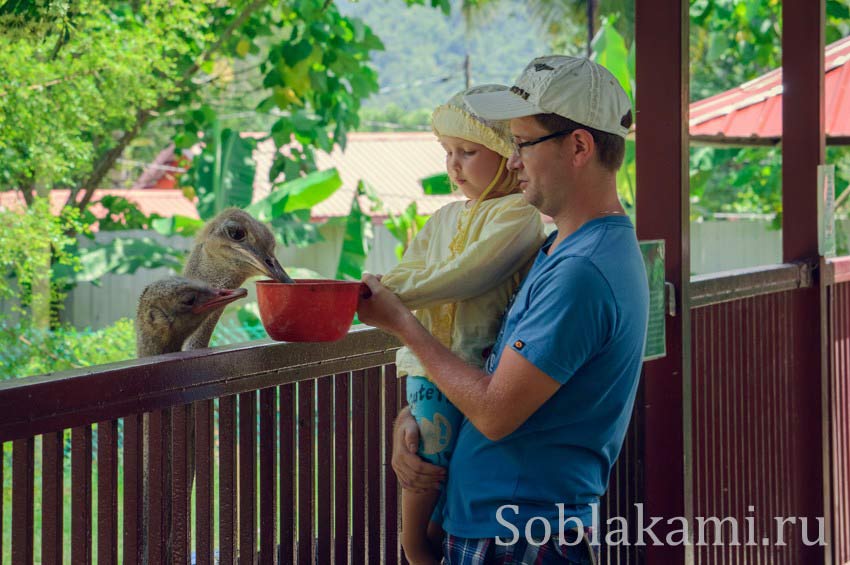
[262, 255, 295, 283]
[192, 287, 248, 314]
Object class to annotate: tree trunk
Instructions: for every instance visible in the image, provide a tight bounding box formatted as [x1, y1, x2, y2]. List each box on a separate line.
[30, 183, 53, 330]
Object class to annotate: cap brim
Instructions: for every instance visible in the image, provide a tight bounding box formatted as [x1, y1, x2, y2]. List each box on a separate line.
[464, 90, 544, 120]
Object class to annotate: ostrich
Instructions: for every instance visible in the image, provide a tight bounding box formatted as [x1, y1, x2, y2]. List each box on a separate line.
[181, 207, 293, 350]
[135, 276, 246, 562]
[159, 209, 292, 561]
[135, 276, 248, 357]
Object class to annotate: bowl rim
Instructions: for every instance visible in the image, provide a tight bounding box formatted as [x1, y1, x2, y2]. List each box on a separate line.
[255, 278, 363, 286]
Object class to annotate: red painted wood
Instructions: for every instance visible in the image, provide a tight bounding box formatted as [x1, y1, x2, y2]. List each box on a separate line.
[259, 388, 277, 563]
[171, 406, 190, 565]
[123, 415, 144, 565]
[280, 384, 296, 564]
[316, 376, 333, 565]
[147, 412, 167, 565]
[219, 396, 237, 565]
[350, 370, 366, 565]
[692, 292, 822, 563]
[829, 281, 850, 564]
[782, 0, 826, 262]
[781, 6, 828, 565]
[239, 392, 257, 565]
[0, 328, 397, 443]
[12, 438, 34, 565]
[297, 380, 314, 564]
[42, 431, 64, 565]
[1, 447, 3, 561]
[71, 426, 92, 565]
[333, 373, 351, 564]
[195, 400, 214, 565]
[383, 365, 400, 564]
[635, 0, 689, 562]
[365, 367, 382, 563]
[97, 420, 119, 565]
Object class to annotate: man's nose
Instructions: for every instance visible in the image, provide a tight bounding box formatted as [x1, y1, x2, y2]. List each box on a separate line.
[507, 151, 523, 171]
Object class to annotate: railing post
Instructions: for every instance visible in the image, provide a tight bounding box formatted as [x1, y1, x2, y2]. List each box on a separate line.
[12, 438, 34, 565]
[636, 0, 692, 563]
[782, 1, 829, 563]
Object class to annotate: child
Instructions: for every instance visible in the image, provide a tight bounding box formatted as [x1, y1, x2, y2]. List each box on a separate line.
[381, 84, 546, 564]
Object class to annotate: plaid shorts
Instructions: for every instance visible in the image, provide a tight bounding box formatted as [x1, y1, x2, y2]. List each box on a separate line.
[443, 527, 599, 565]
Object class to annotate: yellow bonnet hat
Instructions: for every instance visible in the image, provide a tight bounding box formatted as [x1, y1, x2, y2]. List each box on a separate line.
[431, 84, 514, 158]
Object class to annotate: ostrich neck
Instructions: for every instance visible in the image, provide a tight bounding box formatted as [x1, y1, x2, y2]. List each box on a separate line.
[137, 330, 187, 358]
[184, 244, 245, 289]
[182, 242, 250, 350]
[182, 310, 223, 350]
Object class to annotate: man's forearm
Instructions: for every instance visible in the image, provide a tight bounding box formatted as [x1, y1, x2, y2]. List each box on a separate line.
[397, 315, 500, 435]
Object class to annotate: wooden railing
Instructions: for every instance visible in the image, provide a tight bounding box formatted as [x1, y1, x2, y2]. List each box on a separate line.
[0, 327, 403, 564]
[13, 258, 839, 564]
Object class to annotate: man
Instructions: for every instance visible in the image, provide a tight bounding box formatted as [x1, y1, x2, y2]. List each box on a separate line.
[358, 55, 650, 564]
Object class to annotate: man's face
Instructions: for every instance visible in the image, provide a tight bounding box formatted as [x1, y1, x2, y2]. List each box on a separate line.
[508, 116, 570, 215]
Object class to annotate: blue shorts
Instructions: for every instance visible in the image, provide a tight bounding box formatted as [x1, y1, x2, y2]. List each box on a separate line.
[406, 375, 463, 468]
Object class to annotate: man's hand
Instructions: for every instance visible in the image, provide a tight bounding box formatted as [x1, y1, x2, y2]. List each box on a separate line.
[392, 407, 446, 492]
[358, 274, 417, 336]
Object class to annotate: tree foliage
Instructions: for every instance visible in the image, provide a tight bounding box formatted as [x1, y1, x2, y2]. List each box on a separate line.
[0, 198, 83, 318]
[0, 0, 385, 211]
[0, 318, 136, 380]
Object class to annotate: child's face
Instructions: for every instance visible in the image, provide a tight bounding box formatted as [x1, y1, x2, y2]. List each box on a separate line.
[439, 136, 503, 200]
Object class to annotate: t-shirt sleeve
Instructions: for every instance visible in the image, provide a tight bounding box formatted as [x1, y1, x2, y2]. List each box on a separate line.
[382, 200, 543, 310]
[506, 257, 617, 385]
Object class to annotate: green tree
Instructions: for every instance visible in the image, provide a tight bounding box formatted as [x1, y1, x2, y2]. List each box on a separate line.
[0, 0, 385, 209]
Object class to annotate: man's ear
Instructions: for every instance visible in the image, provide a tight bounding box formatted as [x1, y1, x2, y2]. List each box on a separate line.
[570, 129, 595, 167]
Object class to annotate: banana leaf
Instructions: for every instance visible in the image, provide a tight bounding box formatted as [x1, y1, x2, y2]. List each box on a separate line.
[245, 168, 343, 221]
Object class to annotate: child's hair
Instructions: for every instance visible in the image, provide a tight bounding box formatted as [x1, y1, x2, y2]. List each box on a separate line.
[431, 84, 520, 200]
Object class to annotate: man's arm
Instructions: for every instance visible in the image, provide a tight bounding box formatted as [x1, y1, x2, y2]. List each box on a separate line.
[358, 275, 560, 441]
[391, 406, 446, 491]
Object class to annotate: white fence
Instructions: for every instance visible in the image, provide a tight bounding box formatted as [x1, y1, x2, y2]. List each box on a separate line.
[3, 219, 847, 331]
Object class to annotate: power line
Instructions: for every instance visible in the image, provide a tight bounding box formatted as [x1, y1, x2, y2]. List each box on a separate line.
[378, 73, 457, 94]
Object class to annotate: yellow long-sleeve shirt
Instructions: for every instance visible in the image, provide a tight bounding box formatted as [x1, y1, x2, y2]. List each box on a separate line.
[382, 193, 546, 377]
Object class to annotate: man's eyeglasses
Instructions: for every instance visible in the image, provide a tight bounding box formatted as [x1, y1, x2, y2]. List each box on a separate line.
[511, 128, 577, 155]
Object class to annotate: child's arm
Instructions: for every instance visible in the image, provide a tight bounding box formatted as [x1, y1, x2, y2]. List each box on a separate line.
[383, 200, 543, 310]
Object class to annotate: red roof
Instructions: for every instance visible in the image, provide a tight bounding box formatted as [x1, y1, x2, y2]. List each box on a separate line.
[1, 132, 461, 226]
[0, 189, 199, 231]
[689, 35, 850, 145]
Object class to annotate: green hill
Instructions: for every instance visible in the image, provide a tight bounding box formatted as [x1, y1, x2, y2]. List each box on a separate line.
[340, 0, 550, 115]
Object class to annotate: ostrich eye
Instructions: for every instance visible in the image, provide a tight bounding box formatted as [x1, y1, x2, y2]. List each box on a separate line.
[227, 225, 246, 241]
[181, 294, 197, 306]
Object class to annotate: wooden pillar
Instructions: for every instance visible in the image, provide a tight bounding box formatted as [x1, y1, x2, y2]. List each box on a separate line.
[782, 1, 828, 563]
[635, 0, 691, 563]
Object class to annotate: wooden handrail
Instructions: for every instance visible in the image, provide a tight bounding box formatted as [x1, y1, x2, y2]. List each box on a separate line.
[0, 326, 400, 442]
[690, 262, 813, 308]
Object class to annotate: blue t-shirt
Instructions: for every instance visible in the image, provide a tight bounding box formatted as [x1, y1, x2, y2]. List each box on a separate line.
[442, 215, 649, 539]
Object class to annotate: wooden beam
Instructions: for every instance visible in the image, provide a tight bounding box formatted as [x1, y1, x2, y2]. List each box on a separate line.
[782, 2, 828, 563]
[635, 0, 692, 563]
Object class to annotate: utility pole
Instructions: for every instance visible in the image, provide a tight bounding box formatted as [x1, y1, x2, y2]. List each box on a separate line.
[464, 54, 471, 89]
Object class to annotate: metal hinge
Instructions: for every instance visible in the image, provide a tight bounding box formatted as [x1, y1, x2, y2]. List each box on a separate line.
[665, 281, 677, 317]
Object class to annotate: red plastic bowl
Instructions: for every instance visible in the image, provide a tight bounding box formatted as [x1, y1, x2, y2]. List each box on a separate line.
[256, 279, 365, 342]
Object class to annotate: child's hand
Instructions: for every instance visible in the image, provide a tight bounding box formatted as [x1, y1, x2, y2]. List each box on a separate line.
[392, 407, 446, 492]
[357, 274, 415, 335]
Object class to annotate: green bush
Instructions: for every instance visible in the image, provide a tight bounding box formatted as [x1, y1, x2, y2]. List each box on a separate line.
[0, 318, 136, 380]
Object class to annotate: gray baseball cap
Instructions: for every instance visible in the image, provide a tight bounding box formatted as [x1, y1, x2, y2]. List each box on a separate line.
[464, 56, 632, 139]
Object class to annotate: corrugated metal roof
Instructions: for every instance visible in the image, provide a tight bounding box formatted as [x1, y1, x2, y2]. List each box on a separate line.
[253, 131, 461, 220]
[2, 132, 463, 226]
[0, 189, 199, 230]
[689, 35, 850, 144]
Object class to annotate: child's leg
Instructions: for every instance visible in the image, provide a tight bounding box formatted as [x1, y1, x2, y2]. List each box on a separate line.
[402, 489, 442, 565]
[402, 376, 463, 564]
